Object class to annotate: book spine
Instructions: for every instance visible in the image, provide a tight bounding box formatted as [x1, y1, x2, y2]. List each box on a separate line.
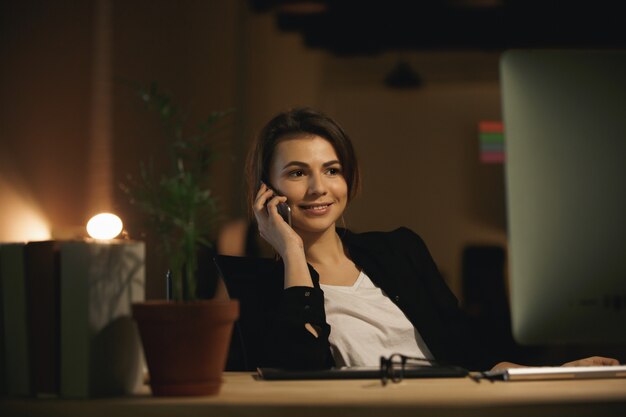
[0, 248, 4, 396]
[0, 243, 31, 396]
[60, 242, 90, 398]
[25, 241, 60, 396]
[60, 241, 145, 398]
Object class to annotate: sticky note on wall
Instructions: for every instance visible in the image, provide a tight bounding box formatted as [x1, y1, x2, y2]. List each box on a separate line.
[479, 121, 504, 163]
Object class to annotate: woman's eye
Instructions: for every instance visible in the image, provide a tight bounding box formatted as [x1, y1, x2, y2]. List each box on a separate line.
[326, 167, 341, 175]
[288, 170, 304, 177]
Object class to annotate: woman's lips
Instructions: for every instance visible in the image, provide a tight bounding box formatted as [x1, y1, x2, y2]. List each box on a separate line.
[299, 202, 333, 216]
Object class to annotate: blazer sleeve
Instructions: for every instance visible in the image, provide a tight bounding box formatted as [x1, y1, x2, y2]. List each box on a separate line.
[261, 265, 335, 370]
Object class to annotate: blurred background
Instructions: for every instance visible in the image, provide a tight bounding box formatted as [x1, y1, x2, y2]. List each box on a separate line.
[1, 0, 624, 307]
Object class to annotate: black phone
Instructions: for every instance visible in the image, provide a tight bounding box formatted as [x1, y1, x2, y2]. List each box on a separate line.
[263, 181, 292, 226]
[277, 202, 292, 226]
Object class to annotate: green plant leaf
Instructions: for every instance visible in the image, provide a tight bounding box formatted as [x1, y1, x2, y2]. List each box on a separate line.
[119, 81, 233, 301]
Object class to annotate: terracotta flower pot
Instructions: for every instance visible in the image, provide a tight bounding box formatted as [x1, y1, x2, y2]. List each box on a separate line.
[132, 299, 239, 396]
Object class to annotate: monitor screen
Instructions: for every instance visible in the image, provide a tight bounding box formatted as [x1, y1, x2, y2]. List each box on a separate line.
[501, 49, 626, 345]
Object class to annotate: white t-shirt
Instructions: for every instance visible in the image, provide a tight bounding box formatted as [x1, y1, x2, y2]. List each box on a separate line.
[320, 271, 433, 367]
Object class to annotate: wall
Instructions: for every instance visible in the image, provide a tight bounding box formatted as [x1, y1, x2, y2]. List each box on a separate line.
[0, 0, 94, 240]
[0, 0, 507, 300]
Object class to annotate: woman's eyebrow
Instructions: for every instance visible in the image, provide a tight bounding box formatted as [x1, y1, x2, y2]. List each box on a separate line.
[282, 160, 340, 169]
[282, 161, 308, 169]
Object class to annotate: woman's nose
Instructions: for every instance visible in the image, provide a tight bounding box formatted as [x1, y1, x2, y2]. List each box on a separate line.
[308, 173, 327, 196]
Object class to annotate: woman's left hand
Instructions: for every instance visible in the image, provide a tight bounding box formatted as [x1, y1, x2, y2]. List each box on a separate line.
[491, 356, 620, 371]
[562, 356, 620, 367]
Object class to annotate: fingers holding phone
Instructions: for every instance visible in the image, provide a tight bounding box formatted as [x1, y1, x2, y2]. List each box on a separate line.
[253, 182, 274, 213]
[253, 183, 301, 256]
[254, 183, 289, 225]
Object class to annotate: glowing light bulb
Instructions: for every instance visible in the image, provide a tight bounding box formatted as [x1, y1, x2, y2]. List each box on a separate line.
[86, 213, 123, 240]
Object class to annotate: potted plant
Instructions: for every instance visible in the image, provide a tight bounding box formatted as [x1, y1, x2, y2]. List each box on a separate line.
[121, 82, 238, 396]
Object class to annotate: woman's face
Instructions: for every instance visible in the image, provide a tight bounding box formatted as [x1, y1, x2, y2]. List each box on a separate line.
[268, 135, 348, 235]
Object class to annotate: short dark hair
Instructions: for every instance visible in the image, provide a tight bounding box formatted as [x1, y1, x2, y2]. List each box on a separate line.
[245, 107, 361, 212]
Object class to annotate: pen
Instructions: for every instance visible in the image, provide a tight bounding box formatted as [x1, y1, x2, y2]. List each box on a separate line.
[166, 269, 172, 300]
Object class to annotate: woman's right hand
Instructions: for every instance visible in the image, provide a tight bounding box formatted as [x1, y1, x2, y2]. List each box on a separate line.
[253, 183, 304, 258]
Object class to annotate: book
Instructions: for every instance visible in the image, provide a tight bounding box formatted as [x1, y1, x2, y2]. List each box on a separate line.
[258, 364, 468, 380]
[24, 241, 60, 396]
[0, 243, 31, 396]
[483, 365, 626, 381]
[59, 240, 145, 398]
[0, 248, 4, 395]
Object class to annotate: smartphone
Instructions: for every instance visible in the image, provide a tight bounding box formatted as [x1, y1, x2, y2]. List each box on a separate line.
[263, 181, 292, 227]
[277, 202, 292, 227]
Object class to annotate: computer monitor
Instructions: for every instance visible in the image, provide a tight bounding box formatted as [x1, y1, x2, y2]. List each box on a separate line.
[501, 49, 626, 345]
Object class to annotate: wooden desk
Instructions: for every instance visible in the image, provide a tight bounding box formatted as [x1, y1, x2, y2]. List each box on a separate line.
[2, 372, 626, 417]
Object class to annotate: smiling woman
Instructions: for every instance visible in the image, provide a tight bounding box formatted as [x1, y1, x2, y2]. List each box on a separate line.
[268, 136, 348, 235]
[237, 107, 619, 372]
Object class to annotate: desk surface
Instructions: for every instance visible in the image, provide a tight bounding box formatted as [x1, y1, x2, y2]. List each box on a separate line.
[2, 372, 626, 417]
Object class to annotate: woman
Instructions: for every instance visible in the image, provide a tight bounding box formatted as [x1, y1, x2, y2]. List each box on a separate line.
[245, 107, 618, 371]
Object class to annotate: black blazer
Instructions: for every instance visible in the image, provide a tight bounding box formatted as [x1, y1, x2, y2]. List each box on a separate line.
[218, 227, 493, 371]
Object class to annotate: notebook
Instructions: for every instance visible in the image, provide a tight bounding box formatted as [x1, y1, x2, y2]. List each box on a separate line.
[482, 365, 626, 381]
[257, 365, 468, 380]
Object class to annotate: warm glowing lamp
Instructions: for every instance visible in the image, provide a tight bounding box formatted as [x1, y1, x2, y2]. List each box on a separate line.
[86, 213, 123, 240]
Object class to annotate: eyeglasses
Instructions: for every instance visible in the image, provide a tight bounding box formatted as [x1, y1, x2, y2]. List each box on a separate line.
[379, 353, 437, 386]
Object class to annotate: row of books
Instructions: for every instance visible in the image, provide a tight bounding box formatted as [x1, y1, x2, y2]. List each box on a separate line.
[0, 240, 145, 398]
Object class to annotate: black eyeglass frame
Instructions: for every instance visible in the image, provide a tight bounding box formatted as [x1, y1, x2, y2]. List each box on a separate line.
[379, 353, 438, 386]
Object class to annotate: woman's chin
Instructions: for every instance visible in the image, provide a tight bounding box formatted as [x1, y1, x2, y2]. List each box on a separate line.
[293, 218, 338, 234]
